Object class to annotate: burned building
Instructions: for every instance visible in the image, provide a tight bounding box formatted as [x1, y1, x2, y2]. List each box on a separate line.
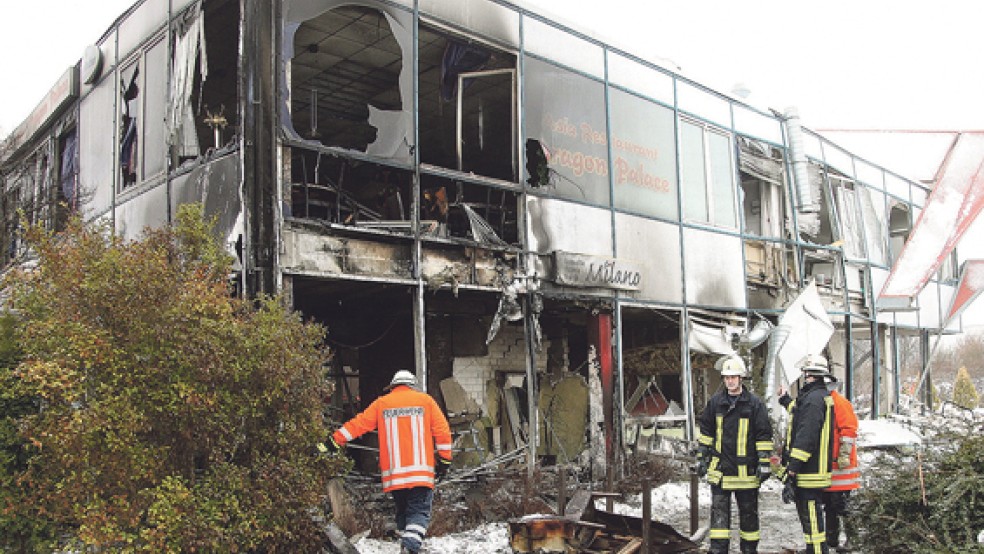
[0, 0, 968, 478]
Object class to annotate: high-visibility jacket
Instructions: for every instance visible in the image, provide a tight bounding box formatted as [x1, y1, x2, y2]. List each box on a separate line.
[779, 379, 834, 489]
[697, 386, 774, 490]
[333, 385, 453, 492]
[826, 390, 860, 492]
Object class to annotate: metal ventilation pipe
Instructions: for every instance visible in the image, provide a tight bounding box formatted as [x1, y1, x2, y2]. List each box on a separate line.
[784, 107, 817, 213]
[763, 324, 791, 415]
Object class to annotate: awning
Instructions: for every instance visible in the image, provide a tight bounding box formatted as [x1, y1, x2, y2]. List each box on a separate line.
[878, 133, 984, 309]
[944, 259, 984, 326]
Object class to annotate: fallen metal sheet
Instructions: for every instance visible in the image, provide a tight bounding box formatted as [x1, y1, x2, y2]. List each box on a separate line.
[508, 509, 698, 554]
[588, 508, 698, 553]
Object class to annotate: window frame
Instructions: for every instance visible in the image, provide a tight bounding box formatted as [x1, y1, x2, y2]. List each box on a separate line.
[680, 116, 737, 229]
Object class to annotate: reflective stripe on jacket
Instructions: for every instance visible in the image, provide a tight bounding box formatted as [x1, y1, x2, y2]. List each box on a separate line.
[781, 379, 834, 489]
[333, 385, 453, 492]
[826, 390, 860, 491]
[697, 386, 773, 490]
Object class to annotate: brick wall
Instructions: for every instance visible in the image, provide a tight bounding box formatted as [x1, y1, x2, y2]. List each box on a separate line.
[452, 322, 550, 416]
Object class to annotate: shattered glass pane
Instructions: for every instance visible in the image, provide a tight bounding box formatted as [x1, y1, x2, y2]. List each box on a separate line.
[523, 57, 608, 206]
[418, 24, 516, 181]
[285, 2, 413, 162]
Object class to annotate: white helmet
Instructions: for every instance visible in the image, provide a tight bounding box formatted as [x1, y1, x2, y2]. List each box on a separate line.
[386, 370, 418, 390]
[715, 355, 747, 377]
[798, 354, 831, 378]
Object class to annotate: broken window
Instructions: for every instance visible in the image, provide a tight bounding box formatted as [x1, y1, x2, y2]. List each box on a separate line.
[167, 0, 239, 162]
[287, 149, 414, 233]
[680, 119, 736, 228]
[687, 310, 749, 422]
[620, 307, 686, 456]
[1, 184, 21, 265]
[290, 278, 417, 470]
[887, 200, 911, 266]
[1, 165, 32, 264]
[118, 34, 168, 188]
[419, 175, 518, 244]
[418, 25, 517, 182]
[119, 61, 141, 187]
[285, 3, 413, 162]
[54, 129, 78, 231]
[609, 87, 677, 221]
[828, 173, 865, 260]
[523, 57, 609, 206]
[738, 136, 784, 238]
[739, 136, 789, 291]
[801, 166, 854, 294]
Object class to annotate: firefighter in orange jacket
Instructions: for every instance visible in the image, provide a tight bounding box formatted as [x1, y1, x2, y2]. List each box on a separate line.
[824, 380, 859, 552]
[323, 370, 453, 554]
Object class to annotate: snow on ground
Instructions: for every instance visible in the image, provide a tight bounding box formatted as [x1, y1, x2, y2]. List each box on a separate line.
[856, 418, 922, 448]
[354, 418, 927, 553]
[353, 480, 804, 553]
[601, 479, 804, 553]
[354, 523, 511, 553]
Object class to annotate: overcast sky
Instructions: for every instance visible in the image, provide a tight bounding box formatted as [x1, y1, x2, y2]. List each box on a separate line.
[4, 0, 984, 137]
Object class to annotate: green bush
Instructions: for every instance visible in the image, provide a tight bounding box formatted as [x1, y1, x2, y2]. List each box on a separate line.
[1, 205, 349, 552]
[851, 434, 984, 553]
[952, 367, 980, 410]
[0, 313, 59, 552]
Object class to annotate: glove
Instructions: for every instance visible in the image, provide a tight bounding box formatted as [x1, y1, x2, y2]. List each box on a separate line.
[757, 464, 771, 483]
[316, 436, 342, 455]
[782, 481, 796, 504]
[774, 464, 788, 483]
[695, 445, 710, 477]
[435, 458, 452, 481]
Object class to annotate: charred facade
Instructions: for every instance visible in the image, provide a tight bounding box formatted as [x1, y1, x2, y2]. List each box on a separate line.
[0, 0, 962, 477]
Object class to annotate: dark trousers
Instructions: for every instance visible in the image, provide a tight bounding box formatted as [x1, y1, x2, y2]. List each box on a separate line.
[795, 487, 828, 554]
[391, 486, 434, 553]
[708, 485, 760, 554]
[822, 490, 851, 548]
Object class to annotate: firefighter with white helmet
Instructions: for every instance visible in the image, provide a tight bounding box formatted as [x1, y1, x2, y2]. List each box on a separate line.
[320, 370, 452, 554]
[697, 354, 774, 554]
[776, 354, 836, 554]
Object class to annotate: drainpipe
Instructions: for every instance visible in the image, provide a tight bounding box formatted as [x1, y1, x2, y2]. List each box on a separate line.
[784, 107, 817, 215]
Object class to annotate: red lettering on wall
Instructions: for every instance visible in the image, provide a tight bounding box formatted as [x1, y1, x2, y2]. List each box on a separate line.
[613, 157, 670, 193]
[552, 147, 609, 178]
[580, 123, 607, 145]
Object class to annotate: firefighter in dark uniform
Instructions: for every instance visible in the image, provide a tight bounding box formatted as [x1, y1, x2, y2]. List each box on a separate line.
[776, 354, 836, 554]
[696, 355, 774, 554]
